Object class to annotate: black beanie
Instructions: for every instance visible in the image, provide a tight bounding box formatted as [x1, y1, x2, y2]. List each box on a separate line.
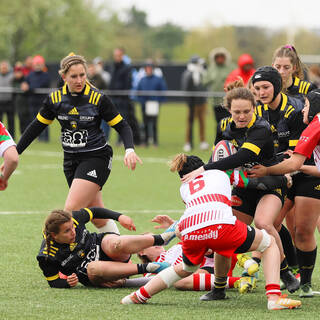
[306, 89, 320, 122]
[252, 66, 282, 102]
[178, 155, 204, 178]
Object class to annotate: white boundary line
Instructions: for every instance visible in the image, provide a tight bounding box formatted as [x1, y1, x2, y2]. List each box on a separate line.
[0, 209, 183, 215]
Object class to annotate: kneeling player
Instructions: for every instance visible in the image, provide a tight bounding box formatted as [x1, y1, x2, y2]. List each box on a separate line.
[37, 207, 172, 288]
[121, 154, 301, 310]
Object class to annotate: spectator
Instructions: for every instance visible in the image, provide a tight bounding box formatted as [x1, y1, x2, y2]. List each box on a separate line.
[224, 53, 256, 88]
[0, 60, 15, 139]
[12, 62, 30, 135]
[203, 48, 235, 123]
[22, 55, 50, 142]
[21, 56, 33, 77]
[93, 57, 111, 88]
[109, 47, 140, 145]
[308, 64, 320, 89]
[181, 55, 209, 152]
[87, 62, 108, 90]
[136, 61, 167, 147]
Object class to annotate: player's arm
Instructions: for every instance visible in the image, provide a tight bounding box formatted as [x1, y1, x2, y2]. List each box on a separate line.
[0, 146, 19, 190]
[299, 165, 320, 177]
[16, 98, 55, 154]
[79, 207, 136, 231]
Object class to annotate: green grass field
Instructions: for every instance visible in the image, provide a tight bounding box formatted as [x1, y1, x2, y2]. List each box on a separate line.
[1, 103, 319, 319]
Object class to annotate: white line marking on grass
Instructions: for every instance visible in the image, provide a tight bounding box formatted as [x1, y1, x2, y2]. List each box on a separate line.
[0, 209, 183, 215]
[24, 150, 170, 164]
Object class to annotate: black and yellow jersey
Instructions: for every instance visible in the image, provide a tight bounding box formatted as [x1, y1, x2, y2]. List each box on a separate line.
[36, 207, 121, 286]
[37, 83, 123, 153]
[255, 93, 305, 153]
[286, 76, 317, 101]
[214, 113, 277, 167]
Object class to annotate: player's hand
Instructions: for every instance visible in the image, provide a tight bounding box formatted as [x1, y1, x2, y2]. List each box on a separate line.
[100, 279, 125, 288]
[285, 174, 293, 188]
[118, 215, 136, 231]
[67, 273, 78, 287]
[247, 164, 268, 178]
[180, 166, 205, 183]
[284, 149, 294, 157]
[151, 215, 175, 229]
[124, 150, 143, 171]
[0, 177, 8, 190]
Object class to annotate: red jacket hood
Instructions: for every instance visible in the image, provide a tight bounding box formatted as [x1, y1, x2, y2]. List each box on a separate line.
[238, 54, 254, 68]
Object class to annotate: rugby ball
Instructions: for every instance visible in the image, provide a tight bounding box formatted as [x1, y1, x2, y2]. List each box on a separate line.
[211, 140, 237, 162]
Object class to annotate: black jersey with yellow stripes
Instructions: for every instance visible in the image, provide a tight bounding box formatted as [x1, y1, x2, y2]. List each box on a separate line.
[37, 208, 100, 282]
[286, 76, 317, 101]
[215, 113, 277, 166]
[37, 83, 123, 153]
[255, 93, 305, 153]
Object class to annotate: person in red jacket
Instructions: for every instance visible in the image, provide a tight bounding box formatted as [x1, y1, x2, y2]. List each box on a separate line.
[224, 54, 255, 88]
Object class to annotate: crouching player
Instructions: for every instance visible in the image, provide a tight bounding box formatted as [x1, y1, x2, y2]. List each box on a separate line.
[37, 207, 172, 288]
[121, 154, 301, 310]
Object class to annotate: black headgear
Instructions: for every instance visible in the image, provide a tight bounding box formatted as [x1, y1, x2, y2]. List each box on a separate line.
[306, 89, 320, 122]
[178, 155, 204, 178]
[252, 66, 282, 102]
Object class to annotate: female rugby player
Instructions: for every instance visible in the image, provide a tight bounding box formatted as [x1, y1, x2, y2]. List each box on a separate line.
[251, 67, 320, 297]
[38, 207, 172, 288]
[16, 54, 142, 234]
[121, 154, 301, 310]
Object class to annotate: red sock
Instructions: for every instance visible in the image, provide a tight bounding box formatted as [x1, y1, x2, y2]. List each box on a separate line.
[227, 254, 238, 277]
[265, 284, 281, 296]
[193, 273, 214, 291]
[228, 276, 240, 288]
[135, 286, 151, 302]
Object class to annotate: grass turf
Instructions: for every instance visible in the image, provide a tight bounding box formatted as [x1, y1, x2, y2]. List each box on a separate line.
[0, 103, 319, 319]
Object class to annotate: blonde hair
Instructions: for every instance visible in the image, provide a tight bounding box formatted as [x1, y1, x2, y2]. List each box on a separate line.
[272, 45, 305, 80]
[169, 154, 188, 173]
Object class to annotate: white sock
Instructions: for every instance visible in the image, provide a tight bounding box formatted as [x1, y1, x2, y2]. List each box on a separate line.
[97, 219, 120, 235]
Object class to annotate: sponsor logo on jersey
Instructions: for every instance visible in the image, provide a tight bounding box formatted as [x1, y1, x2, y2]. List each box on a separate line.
[68, 107, 79, 115]
[231, 195, 243, 207]
[183, 229, 218, 240]
[77, 249, 85, 258]
[314, 185, 320, 191]
[80, 116, 94, 121]
[87, 170, 97, 178]
[274, 188, 282, 196]
[69, 242, 77, 251]
[58, 115, 69, 120]
[70, 121, 77, 129]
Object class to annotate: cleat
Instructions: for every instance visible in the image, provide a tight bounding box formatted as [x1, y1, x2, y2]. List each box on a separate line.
[200, 288, 227, 301]
[234, 276, 257, 294]
[237, 254, 259, 276]
[280, 270, 300, 293]
[161, 221, 178, 246]
[299, 283, 313, 298]
[121, 293, 146, 305]
[267, 295, 301, 310]
[146, 262, 170, 274]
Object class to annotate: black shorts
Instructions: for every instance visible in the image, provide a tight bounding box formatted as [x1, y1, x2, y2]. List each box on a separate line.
[76, 232, 131, 287]
[287, 172, 320, 201]
[63, 146, 113, 189]
[232, 186, 285, 217]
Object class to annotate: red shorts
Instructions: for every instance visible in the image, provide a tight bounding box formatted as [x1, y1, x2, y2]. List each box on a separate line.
[181, 220, 248, 266]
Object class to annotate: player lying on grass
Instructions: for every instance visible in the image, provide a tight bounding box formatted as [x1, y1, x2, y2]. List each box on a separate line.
[121, 154, 301, 310]
[37, 207, 173, 288]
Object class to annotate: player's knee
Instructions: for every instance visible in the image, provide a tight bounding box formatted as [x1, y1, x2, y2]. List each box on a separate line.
[182, 261, 199, 273]
[87, 261, 102, 278]
[108, 237, 124, 254]
[254, 220, 271, 233]
[256, 229, 272, 253]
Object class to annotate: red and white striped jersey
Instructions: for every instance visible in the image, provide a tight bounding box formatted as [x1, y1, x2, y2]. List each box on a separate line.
[294, 115, 320, 171]
[0, 121, 15, 157]
[179, 170, 236, 236]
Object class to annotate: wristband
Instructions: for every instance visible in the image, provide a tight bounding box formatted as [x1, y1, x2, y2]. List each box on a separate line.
[125, 148, 134, 156]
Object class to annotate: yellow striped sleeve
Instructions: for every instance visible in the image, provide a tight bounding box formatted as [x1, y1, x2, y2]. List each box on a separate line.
[50, 92, 55, 104]
[37, 113, 53, 125]
[289, 140, 299, 147]
[72, 217, 79, 225]
[93, 93, 101, 105]
[84, 208, 94, 221]
[241, 142, 261, 155]
[58, 90, 61, 102]
[46, 274, 59, 281]
[304, 82, 311, 94]
[91, 92, 98, 105]
[89, 91, 94, 104]
[284, 106, 294, 118]
[107, 114, 123, 126]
